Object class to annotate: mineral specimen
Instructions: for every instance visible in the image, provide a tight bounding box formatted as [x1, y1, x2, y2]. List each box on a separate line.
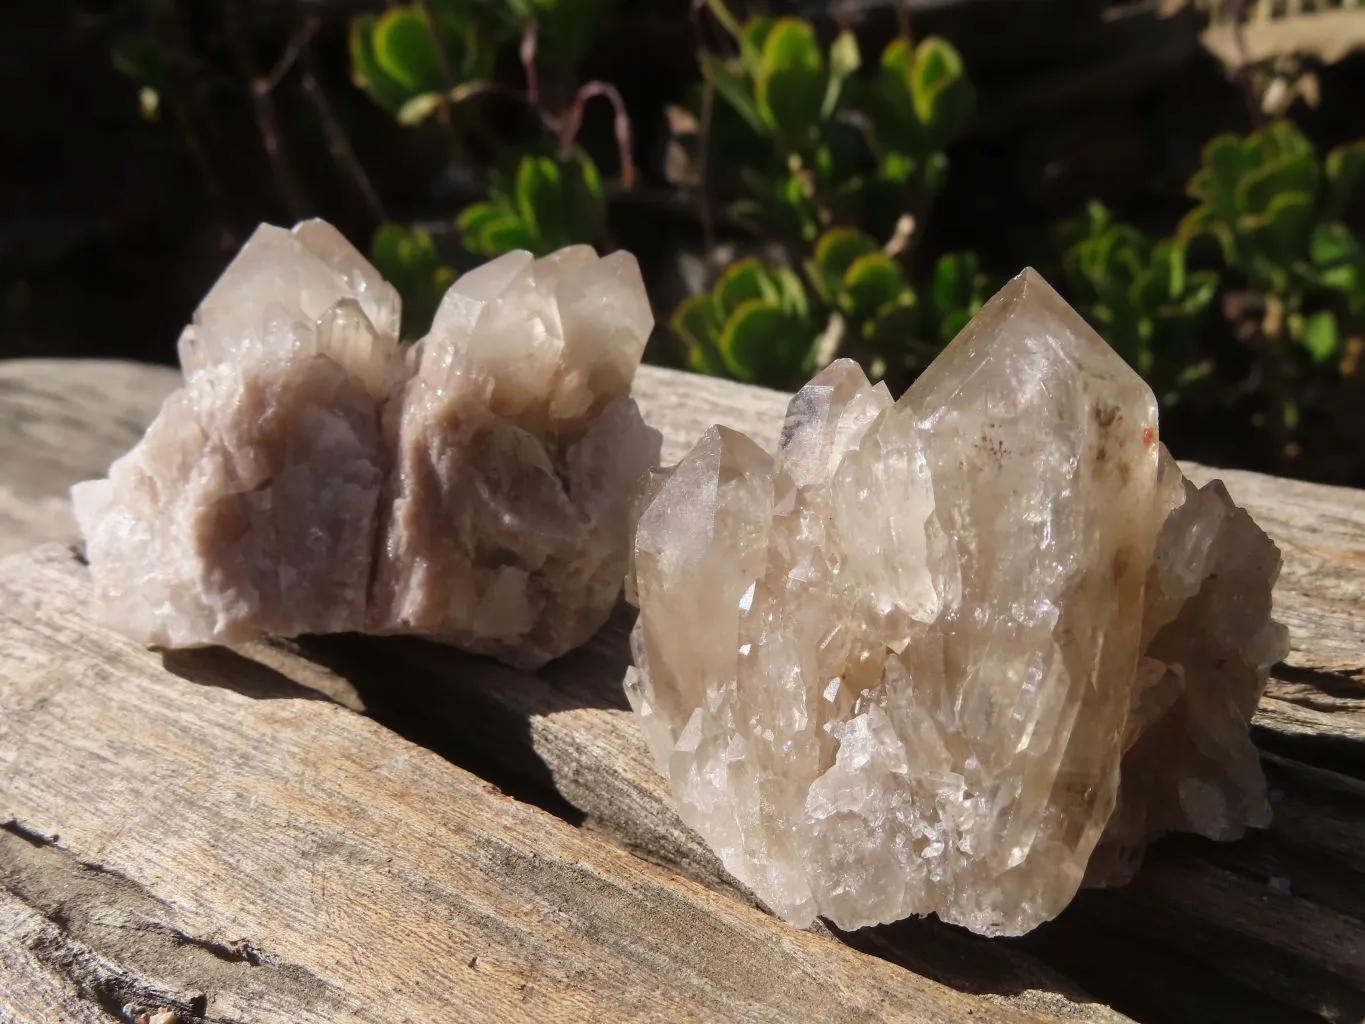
[73, 221, 397, 647]
[74, 222, 660, 667]
[369, 247, 662, 667]
[627, 268, 1288, 937]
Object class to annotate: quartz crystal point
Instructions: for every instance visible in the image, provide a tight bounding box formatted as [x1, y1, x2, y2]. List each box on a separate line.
[74, 224, 660, 667]
[74, 220, 396, 646]
[628, 268, 1288, 937]
[370, 246, 662, 668]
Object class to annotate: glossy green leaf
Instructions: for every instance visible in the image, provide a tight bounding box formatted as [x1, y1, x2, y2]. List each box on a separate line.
[715, 258, 777, 318]
[1236, 154, 1319, 218]
[932, 250, 980, 313]
[1301, 310, 1340, 364]
[671, 293, 727, 374]
[756, 20, 826, 146]
[1199, 133, 1253, 223]
[1243, 189, 1314, 266]
[372, 7, 444, 94]
[740, 16, 778, 77]
[701, 53, 768, 136]
[720, 300, 804, 382]
[814, 228, 879, 280]
[515, 157, 561, 242]
[911, 37, 974, 148]
[822, 30, 860, 118]
[841, 252, 904, 318]
[349, 14, 413, 114]
[877, 38, 918, 141]
[1325, 140, 1365, 220]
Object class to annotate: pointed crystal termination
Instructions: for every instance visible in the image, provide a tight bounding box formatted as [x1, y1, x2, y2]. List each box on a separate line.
[74, 220, 395, 647]
[370, 247, 662, 669]
[628, 268, 1288, 937]
[74, 224, 661, 668]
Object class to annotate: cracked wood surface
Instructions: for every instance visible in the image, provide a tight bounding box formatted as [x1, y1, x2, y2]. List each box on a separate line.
[2, 357, 1364, 1023]
[0, 545, 1069, 1024]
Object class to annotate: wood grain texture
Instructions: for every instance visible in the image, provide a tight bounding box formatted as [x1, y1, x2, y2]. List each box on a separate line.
[0, 359, 179, 557]
[0, 545, 1065, 1024]
[1, 357, 1362, 1024]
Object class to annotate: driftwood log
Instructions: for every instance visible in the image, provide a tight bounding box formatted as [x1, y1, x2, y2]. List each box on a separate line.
[0, 357, 1361, 1024]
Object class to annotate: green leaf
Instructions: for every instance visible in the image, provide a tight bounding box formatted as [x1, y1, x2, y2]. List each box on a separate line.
[910, 37, 974, 149]
[932, 250, 980, 313]
[841, 252, 904, 319]
[671, 293, 727, 374]
[814, 228, 879, 280]
[370, 222, 454, 337]
[1242, 189, 1314, 265]
[456, 202, 532, 256]
[771, 267, 810, 318]
[701, 53, 768, 136]
[715, 258, 778, 319]
[1325, 140, 1365, 220]
[372, 7, 445, 94]
[1235, 153, 1319, 218]
[1199, 133, 1254, 223]
[515, 156, 561, 244]
[1309, 223, 1364, 292]
[756, 19, 826, 146]
[877, 38, 917, 140]
[1301, 310, 1340, 364]
[349, 14, 414, 114]
[739, 16, 777, 77]
[822, 30, 860, 119]
[719, 300, 807, 382]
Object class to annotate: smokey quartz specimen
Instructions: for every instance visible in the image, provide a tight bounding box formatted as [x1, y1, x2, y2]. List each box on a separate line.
[74, 221, 397, 647]
[628, 269, 1288, 937]
[75, 223, 659, 666]
[370, 247, 662, 668]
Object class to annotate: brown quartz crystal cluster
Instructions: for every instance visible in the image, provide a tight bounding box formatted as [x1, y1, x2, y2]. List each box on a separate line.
[73, 220, 661, 669]
[628, 269, 1289, 937]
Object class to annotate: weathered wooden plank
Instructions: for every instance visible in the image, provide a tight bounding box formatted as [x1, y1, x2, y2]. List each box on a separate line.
[3, 357, 1363, 1022]
[0, 359, 179, 557]
[0, 544, 1063, 1024]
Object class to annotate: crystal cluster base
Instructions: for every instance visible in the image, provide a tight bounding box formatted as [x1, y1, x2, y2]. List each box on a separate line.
[75, 222, 660, 669]
[628, 269, 1288, 936]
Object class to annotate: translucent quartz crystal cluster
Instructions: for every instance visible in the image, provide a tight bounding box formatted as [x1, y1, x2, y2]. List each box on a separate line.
[628, 269, 1288, 937]
[74, 221, 660, 669]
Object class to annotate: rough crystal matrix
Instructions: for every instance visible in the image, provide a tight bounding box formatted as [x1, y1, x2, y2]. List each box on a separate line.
[628, 269, 1288, 936]
[75, 222, 660, 668]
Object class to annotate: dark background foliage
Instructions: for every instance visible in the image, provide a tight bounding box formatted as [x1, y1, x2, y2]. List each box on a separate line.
[4, 0, 1364, 483]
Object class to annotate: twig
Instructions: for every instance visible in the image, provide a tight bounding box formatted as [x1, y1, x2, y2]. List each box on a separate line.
[159, 1, 222, 201]
[218, 0, 308, 219]
[258, 17, 318, 96]
[697, 75, 717, 253]
[558, 83, 636, 188]
[690, 0, 717, 254]
[520, 21, 541, 107]
[299, 47, 387, 225]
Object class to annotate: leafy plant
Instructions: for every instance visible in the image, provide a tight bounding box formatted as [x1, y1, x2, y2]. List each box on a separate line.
[673, 3, 973, 252]
[349, 2, 503, 122]
[370, 223, 457, 339]
[671, 259, 817, 388]
[673, 228, 987, 390]
[1059, 201, 1219, 405]
[1179, 121, 1365, 458]
[457, 152, 605, 256]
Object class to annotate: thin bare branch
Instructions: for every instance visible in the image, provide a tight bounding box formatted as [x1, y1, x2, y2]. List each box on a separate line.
[560, 82, 636, 188]
[257, 16, 319, 97]
[521, 20, 541, 107]
[218, 0, 308, 219]
[300, 46, 387, 225]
